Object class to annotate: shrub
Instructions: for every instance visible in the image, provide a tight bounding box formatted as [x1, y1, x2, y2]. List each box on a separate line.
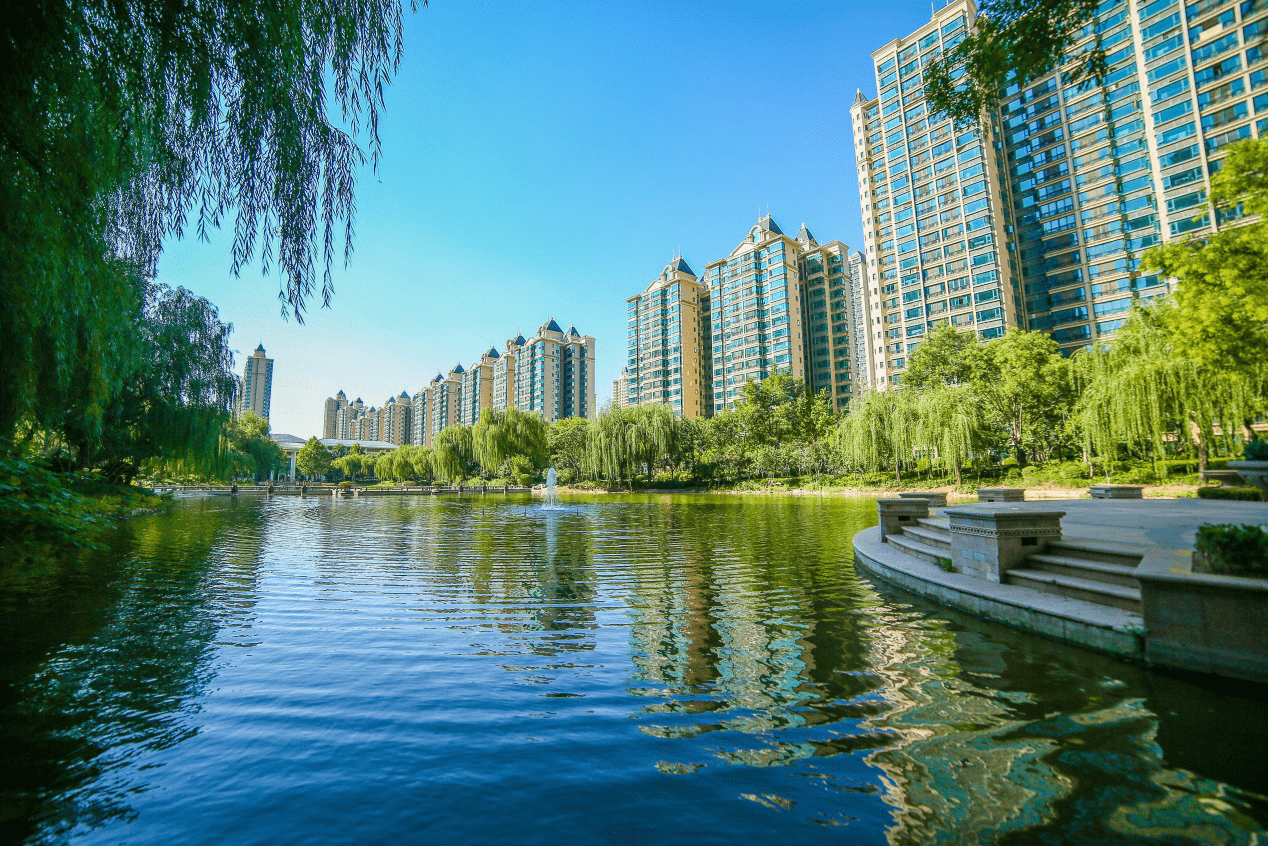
[1197, 487, 1265, 502]
[1195, 524, 1268, 577]
[936, 557, 954, 572]
[1245, 439, 1268, 461]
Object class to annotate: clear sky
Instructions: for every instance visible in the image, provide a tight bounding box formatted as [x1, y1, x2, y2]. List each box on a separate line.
[157, 0, 936, 439]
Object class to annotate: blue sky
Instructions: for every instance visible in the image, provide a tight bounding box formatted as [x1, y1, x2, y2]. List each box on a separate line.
[157, 0, 935, 438]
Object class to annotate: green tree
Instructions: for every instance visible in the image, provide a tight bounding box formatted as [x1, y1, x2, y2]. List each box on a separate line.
[838, 389, 918, 482]
[296, 438, 333, 480]
[472, 407, 548, 477]
[923, 0, 1103, 125]
[916, 384, 988, 486]
[974, 329, 1070, 467]
[548, 418, 590, 480]
[902, 324, 980, 390]
[225, 412, 286, 481]
[433, 426, 474, 483]
[1073, 299, 1263, 474]
[1143, 138, 1268, 377]
[91, 284, 238, 483]
[2, 0, 420, 447]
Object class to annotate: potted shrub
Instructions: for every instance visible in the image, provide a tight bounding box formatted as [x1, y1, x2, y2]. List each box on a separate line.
[1230, 439, 1268, 493]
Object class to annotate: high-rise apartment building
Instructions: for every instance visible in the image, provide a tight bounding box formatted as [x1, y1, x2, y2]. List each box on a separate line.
[623, 216, 863, 417]
[460, 348, 499, 426]
[429, 367, 463, 442]
[795, 227, 860, 412]
[612, 367, 632, 409]
[380, 392, 412, 446]
[493, 334, 525, 411]
[513, 319, 597, 422]
[847, 251, 875, 390]
[851, 0, 1023, 388]
[323, 390, 347, 438]
[852, 0, 1267, 376]
[412, 388, 430, 446]
[625, 257, 711, 418]
[240, 344, 275, 419]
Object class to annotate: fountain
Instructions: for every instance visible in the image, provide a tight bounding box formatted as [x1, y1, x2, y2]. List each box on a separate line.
[544, 467, 561, 509]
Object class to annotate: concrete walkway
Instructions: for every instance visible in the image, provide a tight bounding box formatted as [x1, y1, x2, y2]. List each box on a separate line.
[982, 498, 1268, 554]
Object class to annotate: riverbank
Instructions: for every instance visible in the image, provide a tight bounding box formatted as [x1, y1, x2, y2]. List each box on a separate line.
[554, 481, 1201, 499]
[0, 474, 174, 559]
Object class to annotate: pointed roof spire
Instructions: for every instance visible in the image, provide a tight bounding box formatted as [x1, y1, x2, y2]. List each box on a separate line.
[854, 88, 869, 106]
[485, 346, 500, 358]
[513, 333, 526, 346]
[796, 222, 817, 245]
[542, 317, 563, 334]
[568, 325, 580, 338]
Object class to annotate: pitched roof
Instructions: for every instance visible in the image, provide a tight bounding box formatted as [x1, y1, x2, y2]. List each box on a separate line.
[512, 333, 526, 346]
[854, 88, 869, 106]
[796, 222, 817, 245]
[485, 346, 500, 358]
[399, 391, 410, 399]
[450, 363, 465, 374]
[568, 325, 581, 337]
[670, 256, 695, 276]
[255, 343, 266, 353]
[758, 214, 783, 235]
[542, 317, 563, 334]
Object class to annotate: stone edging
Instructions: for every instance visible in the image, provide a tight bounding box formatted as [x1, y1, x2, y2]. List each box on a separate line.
[852, 525, 1144, 660]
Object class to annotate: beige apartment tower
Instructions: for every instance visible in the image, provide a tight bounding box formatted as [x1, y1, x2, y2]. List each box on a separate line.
[513, 318, 597, 422]
[460, 348, 499, 426]
[240, 344, 274, 420]
[626, 257, 711, 418]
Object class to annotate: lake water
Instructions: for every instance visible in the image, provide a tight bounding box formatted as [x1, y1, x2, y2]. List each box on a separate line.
[2, 493, 1266, 844]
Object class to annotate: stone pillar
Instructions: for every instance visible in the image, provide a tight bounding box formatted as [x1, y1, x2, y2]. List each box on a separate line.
[877, 498, 930, 542]
[898, 491, 949, 507]
[289, 451, 298, 482]
[1090, 484, 1143, 499]
[978, 487, 1025, 503]
[945, 506, 1064, 582]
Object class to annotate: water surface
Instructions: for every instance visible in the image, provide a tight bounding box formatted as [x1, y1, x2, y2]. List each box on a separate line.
[1, 494, 1265, 844]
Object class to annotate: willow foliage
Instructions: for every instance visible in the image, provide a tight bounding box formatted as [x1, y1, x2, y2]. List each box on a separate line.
[837, 389, 918, 481]
[586, 405, 676, 482]
[432, 425, 474, 483]
[916, 384, 986, 485]
[472, 407, 548, 476]
[2, 0, 420, 444]
[1072, 300, 1265, 467]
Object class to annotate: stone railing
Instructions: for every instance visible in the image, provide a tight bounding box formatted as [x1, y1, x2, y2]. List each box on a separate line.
[898, 491, 949, 507]
[877, 498, 931, 542]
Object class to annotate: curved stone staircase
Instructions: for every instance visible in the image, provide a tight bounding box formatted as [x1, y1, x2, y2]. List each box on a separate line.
[885, 515, 1143, 613]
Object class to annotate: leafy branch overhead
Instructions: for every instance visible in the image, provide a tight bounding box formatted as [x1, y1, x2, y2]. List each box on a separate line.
[924, 0, 1104, 125]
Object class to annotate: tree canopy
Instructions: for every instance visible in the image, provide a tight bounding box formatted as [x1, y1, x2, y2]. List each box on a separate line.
[924, 0, 1103, 125]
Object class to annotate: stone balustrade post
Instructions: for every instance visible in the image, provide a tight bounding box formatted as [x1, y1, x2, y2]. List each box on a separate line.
[877, 498, 930, 542]
[945, 506, 1065, 582]
[898, 491, 949, 507]
[977, 487, 1025, 503]
[1090, 484, 1143, 499]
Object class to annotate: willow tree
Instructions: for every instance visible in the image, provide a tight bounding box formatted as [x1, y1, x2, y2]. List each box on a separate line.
[837, 389, 918, 482]
[585, 405, 675, 483]
[472, 407, 548, 477]
[1, 0, 421, 448]
[1073, 300, 1264, 474]
[433, 426, 474, 484]
[916, 384, 986, 486]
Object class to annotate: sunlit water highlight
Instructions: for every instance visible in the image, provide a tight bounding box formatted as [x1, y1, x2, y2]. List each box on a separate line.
[1, 494, 1265, 844]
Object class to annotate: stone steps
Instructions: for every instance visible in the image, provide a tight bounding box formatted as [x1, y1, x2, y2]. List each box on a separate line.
[886, 533, 951, 566]
[1043, 540, 1142, 569]
[1024, 553, 1139, 588]
[901, 524, 952, 551]
[917, 516, 950, 532]
[1006, 568, 1142, 612]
